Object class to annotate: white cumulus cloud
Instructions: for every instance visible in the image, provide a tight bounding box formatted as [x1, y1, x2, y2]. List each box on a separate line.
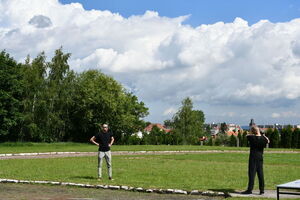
[1, 0, 300, 124]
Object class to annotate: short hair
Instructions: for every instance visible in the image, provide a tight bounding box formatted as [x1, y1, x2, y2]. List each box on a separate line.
[250, 126, 259, 134]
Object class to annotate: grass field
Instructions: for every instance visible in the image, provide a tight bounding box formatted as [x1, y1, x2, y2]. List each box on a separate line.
[1, 143, 299, 200]
[1, 142, 300, 153]
[0, 152, 299, 192]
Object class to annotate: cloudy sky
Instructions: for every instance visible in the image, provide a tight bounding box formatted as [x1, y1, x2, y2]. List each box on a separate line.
[1, 0, 300, 126]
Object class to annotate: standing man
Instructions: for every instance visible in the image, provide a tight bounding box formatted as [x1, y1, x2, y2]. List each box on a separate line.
[242, 120, 270, 195]
[90, 124, 114, 180]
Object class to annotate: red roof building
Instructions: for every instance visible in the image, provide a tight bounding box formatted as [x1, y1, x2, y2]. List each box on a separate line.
[144, 123, 172, 133]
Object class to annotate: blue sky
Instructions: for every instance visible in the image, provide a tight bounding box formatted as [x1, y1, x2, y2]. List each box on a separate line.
[2, 0, 300, 125]
[59, 0, 300, 26]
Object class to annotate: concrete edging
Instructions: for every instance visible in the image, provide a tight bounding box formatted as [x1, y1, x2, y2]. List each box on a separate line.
[0, 178, 227, 197]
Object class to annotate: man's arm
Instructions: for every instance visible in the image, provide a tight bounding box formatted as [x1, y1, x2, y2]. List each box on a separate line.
[262, 134, 270, 144]
[109, 137, 115, 147]
[90, 136, 99, 146]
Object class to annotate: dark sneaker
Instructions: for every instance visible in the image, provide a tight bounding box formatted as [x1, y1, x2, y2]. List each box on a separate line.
[259, 191, 264, 195]
[241, 190, 252, 194]
[109, 177, 114, 181]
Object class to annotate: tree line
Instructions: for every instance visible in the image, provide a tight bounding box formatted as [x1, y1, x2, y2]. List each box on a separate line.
[0, 48, 148, 143]
[205, 126, 300, 149]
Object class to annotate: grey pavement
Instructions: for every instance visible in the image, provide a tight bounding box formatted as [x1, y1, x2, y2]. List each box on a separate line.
[230, 190, 300, 199]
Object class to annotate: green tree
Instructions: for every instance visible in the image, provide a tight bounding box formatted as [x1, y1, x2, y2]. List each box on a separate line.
[265, 128, 273, 148]
[0, 51, 24, 141]
[229, 134, 237, 147]
[0, 48, 148, 143]
[45, 47, 73, 141]
[149, 125, 164, 145]
[220, 122, 228, 134]
[270, 128, 280, 148]
[70, 70, 148, 142]
[170, 97, 205, 144]
[281, 126, 293, 148]
[218, 133, 229, 146]
[241, 131, 248, 147]
[292, 128, 300, 149]
[237, 131, 242, 147]
[20, 53, 48, 141]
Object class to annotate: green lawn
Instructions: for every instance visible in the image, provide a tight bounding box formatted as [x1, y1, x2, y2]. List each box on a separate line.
[0, 152, 299, 192]
[0, 142, 299, 153]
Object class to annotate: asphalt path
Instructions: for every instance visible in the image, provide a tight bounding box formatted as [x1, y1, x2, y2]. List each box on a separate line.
[1, 150, 299, 160]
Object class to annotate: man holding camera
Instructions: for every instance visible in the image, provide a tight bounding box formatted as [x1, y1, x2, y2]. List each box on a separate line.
[242, 120, 270, 195]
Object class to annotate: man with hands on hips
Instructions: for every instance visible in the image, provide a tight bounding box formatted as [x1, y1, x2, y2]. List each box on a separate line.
[90, 123, 114, 180]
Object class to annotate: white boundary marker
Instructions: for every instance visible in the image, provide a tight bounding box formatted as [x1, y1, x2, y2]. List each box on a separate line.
[0, 178, 226, 197]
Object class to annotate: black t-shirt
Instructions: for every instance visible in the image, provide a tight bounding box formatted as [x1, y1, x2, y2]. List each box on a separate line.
[94, 131, 113, 152]
[247, 135, 268, 160]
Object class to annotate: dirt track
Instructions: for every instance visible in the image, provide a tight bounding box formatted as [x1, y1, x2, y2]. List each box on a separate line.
[0, 150, 299, 160]
[0, 183, 218, 200]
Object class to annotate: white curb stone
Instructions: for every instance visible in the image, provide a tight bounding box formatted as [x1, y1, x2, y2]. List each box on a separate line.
[166, 189, 174, 194]
[33, 181, 49, 184]
[128, 186, 135, 191]
[190, 190, 201, 195]
[202, 191, 216, 196]
[103, 185, 109, 189]
[120, 186, 129, 190]
[5, 179, 18, 183]
[38, 152, 50, 155]
[96, 185, 104, 188]
[108, 185, 120, 190]
[146, 189, 153, 193]
[84, 184, 95, 188]
[19, 180, 30, 184]
[50, 181, 60, 185]
[217, 192, 225, 196]
[0, 177, 226, 197]
[174, 189, 187, 195]
[135, 187, 144, 192]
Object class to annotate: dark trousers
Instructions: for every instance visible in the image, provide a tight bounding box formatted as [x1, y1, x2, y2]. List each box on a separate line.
[247, 158, 264, 192]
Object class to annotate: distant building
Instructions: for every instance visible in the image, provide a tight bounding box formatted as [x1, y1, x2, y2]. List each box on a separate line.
[208, 122, 300, 136]
[226, 124, 243, 136]
[144, 123, 172, 133]
[207, 123, 243, 136]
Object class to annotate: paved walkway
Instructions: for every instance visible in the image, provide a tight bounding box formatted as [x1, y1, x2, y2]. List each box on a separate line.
[230, 190, 300, 199]
[1, 150, 299, 160]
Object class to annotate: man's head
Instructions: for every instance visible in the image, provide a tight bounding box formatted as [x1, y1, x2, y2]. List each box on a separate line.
[102, 124, 109, 132]
[250, 125, 260, 135]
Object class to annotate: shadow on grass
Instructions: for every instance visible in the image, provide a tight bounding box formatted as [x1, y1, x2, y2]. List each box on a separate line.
[209, 188, 237, 197]
[71, 176, 96, 180]
[209, 188, 236, 193]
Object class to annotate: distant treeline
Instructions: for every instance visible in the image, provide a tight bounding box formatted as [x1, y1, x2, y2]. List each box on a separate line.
[0, 48, 148, 143]
[125, 127, 300, 148]
[204, 127, 300, 148]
